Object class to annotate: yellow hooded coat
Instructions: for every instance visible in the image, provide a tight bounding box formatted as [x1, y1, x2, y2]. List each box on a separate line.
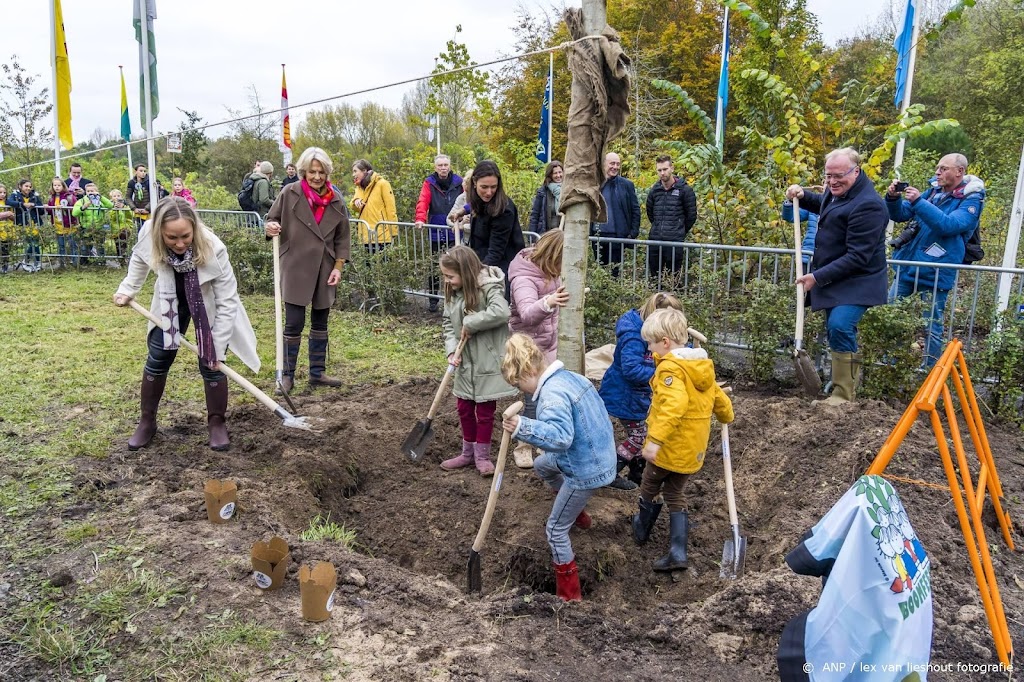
[349, 172, 397, 246]
[646, 347, 734, 474]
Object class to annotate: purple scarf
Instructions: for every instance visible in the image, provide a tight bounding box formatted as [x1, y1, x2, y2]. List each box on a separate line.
[164, 247, 217, 367]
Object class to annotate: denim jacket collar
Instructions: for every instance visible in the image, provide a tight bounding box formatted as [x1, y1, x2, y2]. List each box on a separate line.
[533, 360, 565, 401]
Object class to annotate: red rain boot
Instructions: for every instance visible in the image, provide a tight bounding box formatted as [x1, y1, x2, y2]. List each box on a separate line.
[553, 560, 582, 602]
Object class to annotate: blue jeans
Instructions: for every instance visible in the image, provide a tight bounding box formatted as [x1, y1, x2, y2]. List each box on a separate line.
[533, 452, 596, 564]
[824, 304, 869, 353]
[56, 234, 79, 265]
[891, 280, 950, 368]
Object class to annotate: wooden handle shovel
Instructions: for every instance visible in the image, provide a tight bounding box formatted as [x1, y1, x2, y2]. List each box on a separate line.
[792, 197, 822, 396]
[719, 423, 747, 579]
[467, 401, 524, 594]
[400, 338, 467, 462]
[127, 300, 320, 431]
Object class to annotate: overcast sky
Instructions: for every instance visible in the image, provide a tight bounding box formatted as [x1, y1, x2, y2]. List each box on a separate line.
[4, 0, 890, 148]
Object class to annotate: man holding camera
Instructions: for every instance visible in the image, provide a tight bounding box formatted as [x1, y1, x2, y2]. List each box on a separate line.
[885, 153, 986, 368]
[787, 147, 889, 405]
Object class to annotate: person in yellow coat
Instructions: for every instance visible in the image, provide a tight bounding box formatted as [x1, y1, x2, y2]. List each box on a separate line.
[631, 307, 734, 572]
[349, 159, 397, 252]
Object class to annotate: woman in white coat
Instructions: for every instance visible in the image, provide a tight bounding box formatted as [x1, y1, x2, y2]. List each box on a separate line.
[113, 197, 260, 451]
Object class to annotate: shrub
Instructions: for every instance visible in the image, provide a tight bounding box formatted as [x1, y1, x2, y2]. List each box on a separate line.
[976, 298, 1024, 426]
[734, 279, 791, 384]
[858, 297, 926, 401]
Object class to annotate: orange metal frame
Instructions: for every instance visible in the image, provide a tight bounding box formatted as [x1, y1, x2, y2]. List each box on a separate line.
[867, 339, 1015, 667]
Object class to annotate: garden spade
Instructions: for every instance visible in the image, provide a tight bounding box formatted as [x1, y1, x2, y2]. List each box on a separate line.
[401, 338, 467, 462]
[791, 197, 822, 396]
[128, 300, 321, 431]
[720, 423, 747, 579]
[272, 235, 297, 413]
[467, 401, 523, 594]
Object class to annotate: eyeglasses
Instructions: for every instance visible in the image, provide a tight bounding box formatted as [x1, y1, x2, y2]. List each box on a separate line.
[823, 167, 858, 181]
[935, 165, 962, 173]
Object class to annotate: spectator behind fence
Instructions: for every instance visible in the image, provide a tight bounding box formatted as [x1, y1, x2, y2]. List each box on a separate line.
[7, 179, 43, 272]
[64, 162, 93, 202]
[646, 155, 697, 277]
[468, 160, 525, 291]
[416, 154, 464, 311]
[349, 159, 397, 251]
[0, 184, 16, 274]
[73, 183, 114, 265]
[281, 163, 299, 187]
[172, 177, 197, 208]
[127, 164, 168, 232]
[528, 160, 563, 234]
[781, 198, 818, 267]
[446, 170, 473, 243]
[109, 189, 133, 265]
[591, 152, 640, 276]
[787, 147, 888, 406]
[49, 177, 80, 268]
[251, 162, 275, 214]
[885, 153, 986, 369]
[264, 147, 350, 392]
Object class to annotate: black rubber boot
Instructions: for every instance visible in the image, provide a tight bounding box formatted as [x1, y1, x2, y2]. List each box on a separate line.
[128, 372, 167, 450]
[632, 497, 663, 545]
[308, 329, 342, 387]
[653, 511, 689, 571]
[608, 456, 639, 490]
[277, 334, 301, 394]
[204, 378, 230, 451]
[627, 457, 647, 486]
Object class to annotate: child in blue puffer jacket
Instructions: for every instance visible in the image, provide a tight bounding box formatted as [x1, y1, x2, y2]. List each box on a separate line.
[598, 292, 684, 489]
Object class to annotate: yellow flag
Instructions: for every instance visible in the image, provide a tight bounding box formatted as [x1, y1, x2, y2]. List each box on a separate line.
[54, 0, 73, 150]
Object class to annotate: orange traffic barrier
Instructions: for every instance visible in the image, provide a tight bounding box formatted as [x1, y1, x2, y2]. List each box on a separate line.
[867, 339, 1015, 667]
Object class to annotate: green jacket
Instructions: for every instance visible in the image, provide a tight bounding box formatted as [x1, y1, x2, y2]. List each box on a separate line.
[251, 172, 274, 212]
[443, 266, 517, 402]
[72, 195, 114, 230]
[109, 204, 134, 231]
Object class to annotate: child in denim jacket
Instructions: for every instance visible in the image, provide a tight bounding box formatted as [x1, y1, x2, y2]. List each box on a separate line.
[501, 333, 617, 602]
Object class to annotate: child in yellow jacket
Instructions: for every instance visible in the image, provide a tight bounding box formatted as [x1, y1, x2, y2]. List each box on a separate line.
[632, 307, 734, 572]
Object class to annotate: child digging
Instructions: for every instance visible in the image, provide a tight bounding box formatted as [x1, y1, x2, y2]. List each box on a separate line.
[439, 246, 517, 477]
[501, 333, 617, 601]
[633, 308, 734, 572]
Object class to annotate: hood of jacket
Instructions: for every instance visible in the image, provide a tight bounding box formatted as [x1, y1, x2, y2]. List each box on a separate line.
[615, 308, 644, 338]
[927, 174, 986, 199]
[250, 172, 269, 182]
[508, 248, 545, 282]
[479, 265, 506, 289]
[655, 347, 715, 391]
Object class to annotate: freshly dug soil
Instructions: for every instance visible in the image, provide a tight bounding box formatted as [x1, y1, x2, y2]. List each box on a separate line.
[44, 379, 1024, 679]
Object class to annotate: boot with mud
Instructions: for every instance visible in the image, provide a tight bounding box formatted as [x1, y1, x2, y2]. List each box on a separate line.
[441, 440, 475, 471]
[820, 351, 861, 406]
[473, 442, 495, 477]
[607, 456, 639, 490]
[277, 334, 300, 395]
[632, 497, 663, 545]
[512, 441, 534, 469]
[653, 511, 689, 571]
[308, 329, 342, 387]
[204, 378, 230, 452]
[553, 559, 582, 602]
[128, 372, 167, 450]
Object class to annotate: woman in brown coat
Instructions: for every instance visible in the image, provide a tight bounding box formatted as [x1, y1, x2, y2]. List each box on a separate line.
[265, 147, 350, 390]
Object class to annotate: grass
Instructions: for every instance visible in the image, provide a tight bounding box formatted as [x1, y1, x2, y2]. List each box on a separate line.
[300, 513, 358, 547]
[0, 267, 447, 680]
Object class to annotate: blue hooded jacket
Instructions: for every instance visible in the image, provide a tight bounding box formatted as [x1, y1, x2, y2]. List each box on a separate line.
[781, 201, 818, 267]
[598, 309, 655, 421]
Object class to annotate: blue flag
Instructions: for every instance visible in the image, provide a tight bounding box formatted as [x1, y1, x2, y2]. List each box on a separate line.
[535, 68, 552, 164]
[893, 0, 917, 108]
[715, 8, 730, 151]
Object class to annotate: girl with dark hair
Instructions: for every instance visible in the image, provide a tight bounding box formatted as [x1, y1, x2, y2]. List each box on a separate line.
[468, 160, 525, 282]
[528, 160, 563, 234]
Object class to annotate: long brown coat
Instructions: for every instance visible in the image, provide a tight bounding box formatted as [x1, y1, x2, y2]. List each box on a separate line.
[267, 182, 351, 309]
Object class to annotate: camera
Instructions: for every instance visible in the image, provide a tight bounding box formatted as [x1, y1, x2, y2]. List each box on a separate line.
[894, 181, 909, 193]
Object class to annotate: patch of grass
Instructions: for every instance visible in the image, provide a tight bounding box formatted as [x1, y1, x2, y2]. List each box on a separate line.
[143, 616, 282, 681]
[61, 522, 100, 544]
[300, 513, 357, 547]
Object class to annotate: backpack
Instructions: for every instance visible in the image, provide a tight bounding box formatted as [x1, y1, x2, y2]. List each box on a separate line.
[237, 174, 258, 212]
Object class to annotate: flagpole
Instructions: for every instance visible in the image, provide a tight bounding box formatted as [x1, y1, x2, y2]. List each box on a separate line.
[715, 7, 729, 153]
[892, 0, 923, 173]
[49, 0, 61, 177]
[996, 142, 1024, 316]
[137, 0, 157, 215]
[547, 51, 553, 162]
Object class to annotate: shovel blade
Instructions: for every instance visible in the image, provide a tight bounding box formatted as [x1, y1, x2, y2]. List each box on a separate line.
[720, 530, 748, 579]
[467, 549, 482, 593]
[400, 420, 433, 462]
[794, 350, 822, 396]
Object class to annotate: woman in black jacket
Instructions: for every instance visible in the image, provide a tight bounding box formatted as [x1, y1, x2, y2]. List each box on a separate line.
[527, 160, 563, 234]
[468, 160, 525, 285]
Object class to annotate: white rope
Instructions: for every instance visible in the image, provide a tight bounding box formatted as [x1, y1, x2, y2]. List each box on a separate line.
[0, 35, 602, 176]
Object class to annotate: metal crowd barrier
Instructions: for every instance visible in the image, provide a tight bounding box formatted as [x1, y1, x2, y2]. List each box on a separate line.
[1, 205, 138, 272]
[197, 209, 264, 234]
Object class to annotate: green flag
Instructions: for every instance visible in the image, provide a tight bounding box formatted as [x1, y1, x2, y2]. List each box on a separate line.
[133, 0, 159, 130]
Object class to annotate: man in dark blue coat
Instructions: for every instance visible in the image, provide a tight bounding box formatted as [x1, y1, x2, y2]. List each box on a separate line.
[591, 152, 640, 277]
[788, 148, 888, 405]
[646, 155, 697, 277]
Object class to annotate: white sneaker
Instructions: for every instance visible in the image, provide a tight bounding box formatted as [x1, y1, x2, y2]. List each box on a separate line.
[513, 441, 535, 469]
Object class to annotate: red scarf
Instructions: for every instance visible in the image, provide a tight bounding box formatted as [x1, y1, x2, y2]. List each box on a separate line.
[300, 178, 333, 224]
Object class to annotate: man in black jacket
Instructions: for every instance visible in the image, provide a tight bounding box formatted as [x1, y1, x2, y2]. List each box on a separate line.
[787, 148, 888, 405]
[646, 155, 697, 278]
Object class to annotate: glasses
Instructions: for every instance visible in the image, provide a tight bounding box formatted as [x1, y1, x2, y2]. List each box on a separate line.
[823, 167, 857, 181]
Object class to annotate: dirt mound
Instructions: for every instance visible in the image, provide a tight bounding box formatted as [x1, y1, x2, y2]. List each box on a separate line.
[69, 380, 1023, 679]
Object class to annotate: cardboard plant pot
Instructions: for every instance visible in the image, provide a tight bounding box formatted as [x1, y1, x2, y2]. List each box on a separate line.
[251, 537, 290, 591]
[204, 479, 237, 524]
[299, 561, 337, 622]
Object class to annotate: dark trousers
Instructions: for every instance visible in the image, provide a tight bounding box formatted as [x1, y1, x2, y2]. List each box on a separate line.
[144, 326, 224, 381]
[284, 303, 329, 337]
[593, 239, 624, 277]
[647, 243, 685, 278]
[427, 236, 454, 297]
[639, 461, 690, 513]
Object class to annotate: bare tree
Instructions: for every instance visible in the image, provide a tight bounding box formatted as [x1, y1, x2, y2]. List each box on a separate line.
[226, 84, 278, 141]
[0, 55, 53, 168]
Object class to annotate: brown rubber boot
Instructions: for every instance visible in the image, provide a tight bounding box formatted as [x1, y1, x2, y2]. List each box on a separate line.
[308, 329, 342, 387]
[128, 372, 167, 450]
[277, 334, 301, 395]
[204, 378, 230, 451]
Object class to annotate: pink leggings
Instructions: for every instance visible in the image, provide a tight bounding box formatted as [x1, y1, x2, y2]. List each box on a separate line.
[457, 398, 496, 444]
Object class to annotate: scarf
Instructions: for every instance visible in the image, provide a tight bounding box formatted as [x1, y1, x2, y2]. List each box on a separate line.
[300, 178, 333, 224]
[164, 246, 217, 367]
[547, 182, 562, 205]
[435, 173, 453, 192]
